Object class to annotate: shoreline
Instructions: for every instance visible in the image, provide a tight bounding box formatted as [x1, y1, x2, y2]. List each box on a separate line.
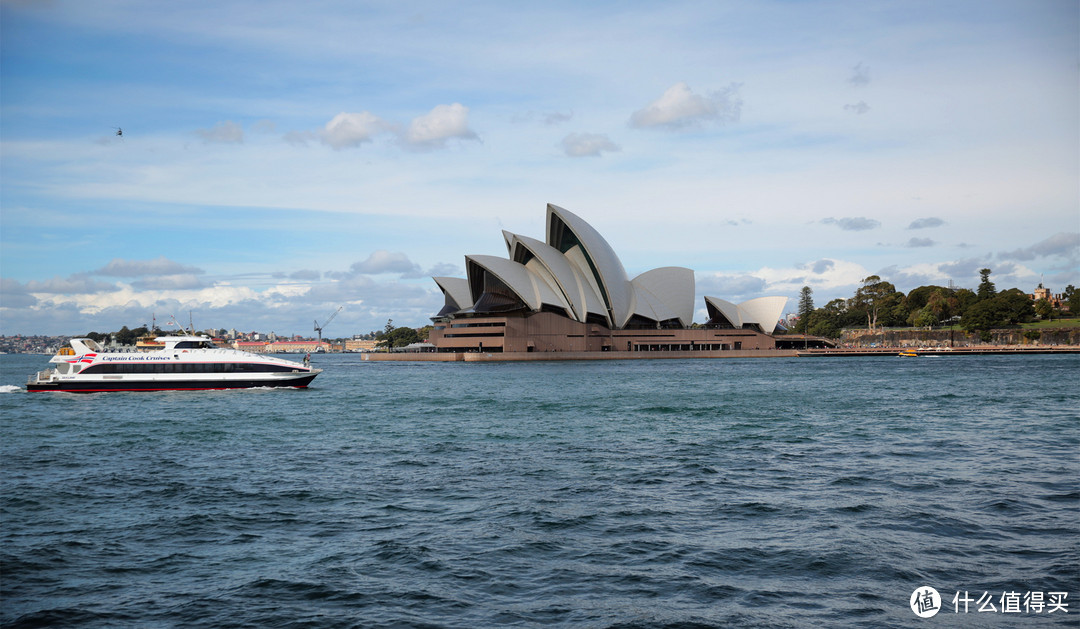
[360, 345, 1080, 362]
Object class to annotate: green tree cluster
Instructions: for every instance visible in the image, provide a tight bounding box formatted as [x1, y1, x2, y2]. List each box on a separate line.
[374, 319, 423, 351]
[1064, 285, 1079, 315]
[83, 326, 152, 346]
[794, 286, 814, 334]
[960, 288, 1035, 333]
[795, 269, 1053, 339]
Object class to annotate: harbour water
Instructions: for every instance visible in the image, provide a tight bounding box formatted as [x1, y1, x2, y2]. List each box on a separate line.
[1, 353, 1077, 627]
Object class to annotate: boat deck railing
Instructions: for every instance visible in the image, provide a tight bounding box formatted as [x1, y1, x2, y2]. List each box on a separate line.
[28, 369, 53, 385]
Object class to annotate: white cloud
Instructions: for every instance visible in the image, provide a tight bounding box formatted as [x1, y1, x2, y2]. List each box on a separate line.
[849, 62, 871, 87]
[798, 259, 835, 274]
[844, 101, 870, 114]
[320, 111, 390, 149]
[998, 232, 1079, 261]
[906, 237, 936, 248]
[404, 103, 478, 148]
[695, 273, 767, 297]
[349, 250, 422, 276]
[289, 269, 321, 280]
[908, 217, 946, 230]
[284, 130, 317, 146]
[195, 120, 244, 143]
[821, 217, 882, 231]
[755, 258, 872, 295]
[561, 133, 620, 157]
[1, 278, 38, 308]
[131, 274, 205, 290]
[26, 276, 120, 294]
[629, 82, 742, 129]
[544, 111, 573, 125]
[93, 256, 204, 277]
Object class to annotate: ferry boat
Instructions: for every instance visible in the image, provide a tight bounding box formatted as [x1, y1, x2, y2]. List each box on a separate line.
[27, 335, 321, 392]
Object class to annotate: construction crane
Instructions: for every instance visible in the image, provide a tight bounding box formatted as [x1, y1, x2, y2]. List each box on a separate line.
[314, 306, 343, 341]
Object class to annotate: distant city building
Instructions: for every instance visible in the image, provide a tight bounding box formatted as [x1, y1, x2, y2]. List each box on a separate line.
[234, 341, 271, 353]
[269, 340, 328, 353]
[426, 204, 787, 353]
[1029, 284, 1066, 310]
[345, 339, 379, 352]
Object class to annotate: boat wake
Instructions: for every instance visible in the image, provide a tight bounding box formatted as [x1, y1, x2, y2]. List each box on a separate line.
[0, 385, 24, 394]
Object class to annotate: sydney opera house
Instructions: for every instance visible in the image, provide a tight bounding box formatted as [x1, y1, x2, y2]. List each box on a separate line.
[425, 204, 788, 355]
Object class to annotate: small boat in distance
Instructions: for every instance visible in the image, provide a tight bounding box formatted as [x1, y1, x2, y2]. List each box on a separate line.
[27, 335, 321, 392]
[898, 350, 918, 357]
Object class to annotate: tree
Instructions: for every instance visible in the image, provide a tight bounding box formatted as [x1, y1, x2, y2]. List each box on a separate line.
[389, 327, 420, 348]
[376, 318, 394, 351]
[962, 299, 1007, 333]
[912, 307, 937, 328]
[977, 268, 997, 301]
[1065, 285, 1079, 315]
[796, 286, 814, 334]
[850, 275, 896, 331]
[804, 298, 846, 339]
[904, 285, 947, 312]
[996, 289, 1035, 325]
[1034, 299, 1054, 321]
[953, 288, 978, 318]
[376, 324, 421, 351]
[115, 325, 136, 345]
[960, 290, 1034, 331]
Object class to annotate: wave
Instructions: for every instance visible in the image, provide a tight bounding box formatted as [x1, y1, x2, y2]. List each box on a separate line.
[0, 385, 23, 394]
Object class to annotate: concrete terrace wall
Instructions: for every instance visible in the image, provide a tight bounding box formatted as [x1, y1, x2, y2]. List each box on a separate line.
[839, 327, 1080, 348]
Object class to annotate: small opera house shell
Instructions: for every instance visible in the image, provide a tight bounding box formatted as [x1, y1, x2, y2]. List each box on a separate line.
[427, 204, 787, 354]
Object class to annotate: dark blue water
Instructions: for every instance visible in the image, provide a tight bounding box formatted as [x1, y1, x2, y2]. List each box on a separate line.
[2, 354, 1077, 627]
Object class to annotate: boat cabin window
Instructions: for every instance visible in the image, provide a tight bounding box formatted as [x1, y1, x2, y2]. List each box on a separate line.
[83, 339, 102, 352]
[173, 340, 216, 349]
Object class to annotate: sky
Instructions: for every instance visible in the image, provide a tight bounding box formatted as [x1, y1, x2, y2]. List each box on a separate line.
[1, 0, 1077, 337]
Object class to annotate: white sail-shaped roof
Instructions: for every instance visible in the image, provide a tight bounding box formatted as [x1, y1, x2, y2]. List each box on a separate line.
[507, 233, 610, 325]
[433, 276, 473, 314]
[736, 296, 787, 333]
[704, 295, 788, 333]
[546, 204, 635, 328]
[465, 255, 573, 317]
[631, 267, 695, 327]
[704, 296, 744, 328]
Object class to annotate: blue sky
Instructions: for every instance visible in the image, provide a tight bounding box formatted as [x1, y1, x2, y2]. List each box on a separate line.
[2, 0, 1077, 336]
